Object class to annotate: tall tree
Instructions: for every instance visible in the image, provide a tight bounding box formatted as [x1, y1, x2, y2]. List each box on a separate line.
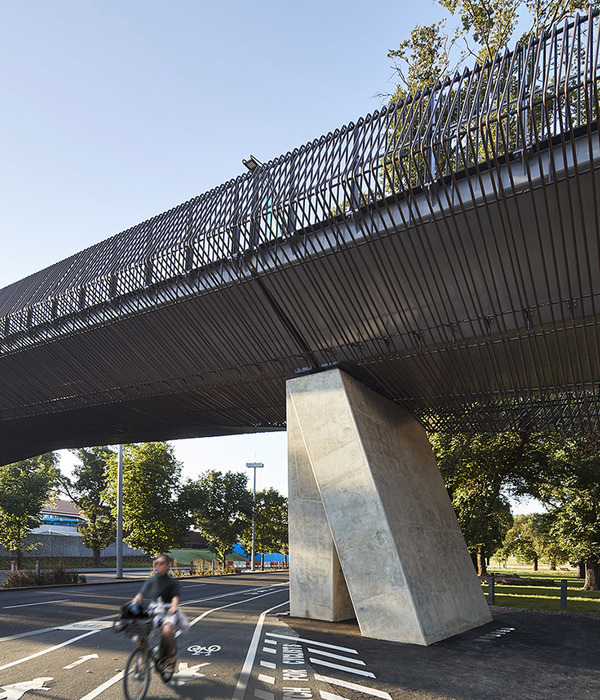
[388, 1, 600, 99]
[59, 446, 116, 566]
[431, 431, 561, 574]
[0, 453, 59, 567]
[106, 442, 189, 557]
[240, 488, 288, 569]
[539, 436, 600, 589]
[498, 512, 569, 570]
[184, 470, 253, 567]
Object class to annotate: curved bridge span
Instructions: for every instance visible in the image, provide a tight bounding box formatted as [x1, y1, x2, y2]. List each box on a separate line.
[1, 12, 600, 465]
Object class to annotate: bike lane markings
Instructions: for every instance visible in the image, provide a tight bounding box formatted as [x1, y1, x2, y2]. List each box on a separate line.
[0, 630, 100, 672]
[265, 633, 358, 654]
[258, 674, 276, 684]
[256, 631, 393, 699]
[63, 654, 99, 669]
[314, 674, 393, 700]
[232, 600, 290, 700]
[308, 658, 375, 678]
[0, 676, 54, 700]
[306, 649, 365, 666]
[3, 599, 71, 609]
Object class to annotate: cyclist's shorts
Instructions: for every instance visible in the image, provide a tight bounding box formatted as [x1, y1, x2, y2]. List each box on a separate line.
[155, 609, 190, 633]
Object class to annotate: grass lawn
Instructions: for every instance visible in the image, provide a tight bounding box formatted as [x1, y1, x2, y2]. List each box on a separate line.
[482, 568, 600, 614]
[168, 548, 248, 566]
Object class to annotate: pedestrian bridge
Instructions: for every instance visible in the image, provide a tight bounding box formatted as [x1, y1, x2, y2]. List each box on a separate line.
[1, 14, 599, 465]
[2, 11, 600, 646]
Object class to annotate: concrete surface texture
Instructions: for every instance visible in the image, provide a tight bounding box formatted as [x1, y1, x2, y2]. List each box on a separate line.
[287, 368, 492, 645]
[287, 384, 355, 621]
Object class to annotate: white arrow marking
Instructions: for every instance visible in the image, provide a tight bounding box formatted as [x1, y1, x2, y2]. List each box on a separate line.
[63, 653, 99, 669]
[169, 662, 210, 686]
[0, 677, 53, 700]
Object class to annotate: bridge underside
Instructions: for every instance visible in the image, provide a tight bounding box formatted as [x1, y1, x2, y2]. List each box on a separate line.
[1, 144, 599, 464]
[2, 11, 600, 465]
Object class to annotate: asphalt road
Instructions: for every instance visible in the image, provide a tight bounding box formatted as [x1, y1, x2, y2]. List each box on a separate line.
[0, 572, 599, 699]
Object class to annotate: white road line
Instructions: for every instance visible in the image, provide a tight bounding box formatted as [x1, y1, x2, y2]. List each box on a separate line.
[266, 633, 358, 654]
[264, 638, 277, 644]
[314, 674, 393, 699]
[254, 691, 275, 700]
[320, 691, 349, 700]
[231, 599, 289, 700]
[260, 660, 276, 669]
[258, 674, 276, 684]
[0, 629, 100, 671]
[3, 598, 71, 609]
[307, 648, 366, 665]
[189, 588, 288, 627]
[183, 582, 288, 609]
[309, 658, 375, 678]
[262, 646, 277, 654]
[78, 671, 123, 700]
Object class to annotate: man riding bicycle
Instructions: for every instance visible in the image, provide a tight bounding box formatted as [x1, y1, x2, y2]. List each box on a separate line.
[131, 553, 186, 679]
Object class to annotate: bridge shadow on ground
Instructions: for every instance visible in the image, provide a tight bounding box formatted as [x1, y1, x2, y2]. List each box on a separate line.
[284, 609, 600, 700]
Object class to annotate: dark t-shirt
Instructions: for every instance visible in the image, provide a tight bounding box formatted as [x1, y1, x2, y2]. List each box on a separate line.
[139, 573, 181, 604]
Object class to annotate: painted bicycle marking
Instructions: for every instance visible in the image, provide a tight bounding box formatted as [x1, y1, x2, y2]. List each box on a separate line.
[187, 644, 221, 657]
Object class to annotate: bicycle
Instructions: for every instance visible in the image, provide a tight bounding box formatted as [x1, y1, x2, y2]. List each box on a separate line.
[114, 602, 176, 700]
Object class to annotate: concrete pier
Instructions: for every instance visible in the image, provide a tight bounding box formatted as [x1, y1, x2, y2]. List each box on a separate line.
[287, 369, 491, 645]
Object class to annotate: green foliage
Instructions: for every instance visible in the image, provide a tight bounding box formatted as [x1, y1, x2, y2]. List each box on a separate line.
[388, 22, 451, 102]
[498, 513, 569, 568]
[389, 1, 600, 99]
[106, 442, 189, 557]
[184, 470, 253, 565]
[539, 437, 600, 588]
[0, 453, 59, 566]
[240, 487, 288, 564]
[1, 566, 86, 588]
[430, 431, 561, 572]
[60, 446, 116, 564]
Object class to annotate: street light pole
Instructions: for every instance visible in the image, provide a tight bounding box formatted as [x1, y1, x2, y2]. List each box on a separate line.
[246, 462, 264, 571]
[116, 444, 123, 579]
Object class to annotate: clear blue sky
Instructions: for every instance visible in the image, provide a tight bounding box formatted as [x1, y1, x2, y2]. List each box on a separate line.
[6, 2, 539, 503]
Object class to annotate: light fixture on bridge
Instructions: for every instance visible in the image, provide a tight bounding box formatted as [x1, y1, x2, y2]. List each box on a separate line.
[242, 155, 262, 172]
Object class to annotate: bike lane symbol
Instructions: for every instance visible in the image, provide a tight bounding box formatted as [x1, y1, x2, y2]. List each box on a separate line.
[187, 644, 221, 657]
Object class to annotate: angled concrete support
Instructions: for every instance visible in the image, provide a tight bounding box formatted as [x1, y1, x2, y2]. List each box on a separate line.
[287, 369, 492, 645]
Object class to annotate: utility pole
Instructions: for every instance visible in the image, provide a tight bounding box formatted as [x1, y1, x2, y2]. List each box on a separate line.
[246, 462, 264, 571]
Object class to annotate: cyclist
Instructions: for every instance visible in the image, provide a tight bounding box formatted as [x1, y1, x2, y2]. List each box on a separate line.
[131, 553, 184, 679]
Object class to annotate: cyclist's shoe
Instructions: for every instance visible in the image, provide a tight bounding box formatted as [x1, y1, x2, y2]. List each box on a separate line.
[132, 661, 144, 681]
[160, 658, 176, 683]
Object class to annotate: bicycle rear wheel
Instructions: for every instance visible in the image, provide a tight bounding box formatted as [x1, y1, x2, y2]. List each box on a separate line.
[123, 647, 151, 700]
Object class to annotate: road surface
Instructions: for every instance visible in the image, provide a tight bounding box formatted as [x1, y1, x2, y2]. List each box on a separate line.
[1, 571, 599, 699]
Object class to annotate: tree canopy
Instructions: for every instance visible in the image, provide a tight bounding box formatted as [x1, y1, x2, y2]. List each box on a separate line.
[106, 442, 189, 557]
[184, 470, 253, 566]
[0, 453, 59, 566]
[239, 487, 288, 567]
[388, 1, 600, 100]
[60, 446, 116, 566]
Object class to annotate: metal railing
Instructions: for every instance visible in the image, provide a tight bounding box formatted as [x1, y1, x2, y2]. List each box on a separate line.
[0, 9, 598, 352]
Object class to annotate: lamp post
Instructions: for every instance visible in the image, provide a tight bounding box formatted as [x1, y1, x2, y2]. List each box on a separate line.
[246, 462, 264, 571]
[116, 444, 123, 579]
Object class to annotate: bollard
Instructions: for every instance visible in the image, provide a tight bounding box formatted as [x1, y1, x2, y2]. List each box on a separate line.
[10, 561, 15, 572]
[488, 576, 495, 605]
[560, 579, 568, 610]
[35, 560, 40, 575]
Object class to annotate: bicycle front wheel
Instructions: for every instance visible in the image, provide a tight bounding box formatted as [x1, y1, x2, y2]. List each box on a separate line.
[123, 647, 151, 700]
